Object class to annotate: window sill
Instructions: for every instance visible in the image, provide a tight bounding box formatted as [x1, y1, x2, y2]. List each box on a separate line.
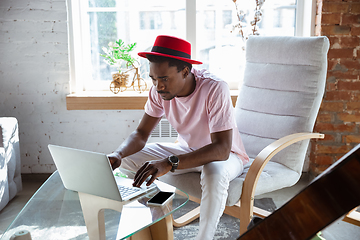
[66, 90, 239, 110]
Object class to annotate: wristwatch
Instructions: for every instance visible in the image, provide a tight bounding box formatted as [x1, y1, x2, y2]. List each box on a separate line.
[168, 155, 179, 172]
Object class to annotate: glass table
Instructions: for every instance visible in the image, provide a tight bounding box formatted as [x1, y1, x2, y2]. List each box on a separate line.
[1, 169, 189, 240]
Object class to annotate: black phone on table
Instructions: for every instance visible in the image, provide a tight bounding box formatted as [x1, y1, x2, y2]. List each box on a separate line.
[147, 191, 175, 206]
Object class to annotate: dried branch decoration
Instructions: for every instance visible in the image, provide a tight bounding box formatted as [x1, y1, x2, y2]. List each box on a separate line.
[231, 0, 265, 42]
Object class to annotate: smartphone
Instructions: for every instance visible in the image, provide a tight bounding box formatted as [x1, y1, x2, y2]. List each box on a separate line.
[147, 191, 175, 207]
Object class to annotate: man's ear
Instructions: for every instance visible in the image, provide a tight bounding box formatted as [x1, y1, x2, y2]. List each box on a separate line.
[182, 66, 190, 78]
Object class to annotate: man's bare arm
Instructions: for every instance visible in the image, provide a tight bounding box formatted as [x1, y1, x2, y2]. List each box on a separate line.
[108, 113, 161, 169]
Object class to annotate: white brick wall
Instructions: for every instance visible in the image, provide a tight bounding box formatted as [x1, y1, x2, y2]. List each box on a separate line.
[0, 0, 144, 173]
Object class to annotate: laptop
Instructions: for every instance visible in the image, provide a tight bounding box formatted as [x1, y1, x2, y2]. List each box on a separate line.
[48, 144, 157, 202]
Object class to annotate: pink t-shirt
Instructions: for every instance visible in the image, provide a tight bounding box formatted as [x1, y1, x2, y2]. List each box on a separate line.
[145, 68, 249, 164]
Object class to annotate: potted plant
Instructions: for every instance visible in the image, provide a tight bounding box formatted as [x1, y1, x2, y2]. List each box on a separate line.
[100, 39, 139, 93]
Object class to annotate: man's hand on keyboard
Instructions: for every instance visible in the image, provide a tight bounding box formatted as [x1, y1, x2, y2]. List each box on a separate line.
[133, 159, 172, 187]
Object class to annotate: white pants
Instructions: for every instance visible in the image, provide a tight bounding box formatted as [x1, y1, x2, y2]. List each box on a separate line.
[121, 142, 244, 240]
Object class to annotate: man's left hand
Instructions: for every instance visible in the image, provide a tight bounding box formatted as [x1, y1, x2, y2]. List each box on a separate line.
[133, 159, 172, 187]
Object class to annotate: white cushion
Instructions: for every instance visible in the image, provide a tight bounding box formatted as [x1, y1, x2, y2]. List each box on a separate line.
[236, 36, 329, 173]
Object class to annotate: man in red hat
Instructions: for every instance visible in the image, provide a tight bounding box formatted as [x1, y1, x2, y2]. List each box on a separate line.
[108, 35, 249, 239]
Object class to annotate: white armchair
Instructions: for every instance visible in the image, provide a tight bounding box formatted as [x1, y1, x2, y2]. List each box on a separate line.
[0, 117, 22, 211]
[159, 36, 330, 234]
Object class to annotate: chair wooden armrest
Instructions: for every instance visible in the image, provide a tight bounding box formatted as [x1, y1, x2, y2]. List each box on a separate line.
[239, 132, 325, 234]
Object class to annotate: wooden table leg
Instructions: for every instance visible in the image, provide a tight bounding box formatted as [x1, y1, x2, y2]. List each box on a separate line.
[78, 192, 124, 240]
[79, 192, 174, 240]
[130, 214, 174, 240]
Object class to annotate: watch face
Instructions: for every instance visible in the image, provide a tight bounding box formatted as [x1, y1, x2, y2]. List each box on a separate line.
[169, 155, 179, 164]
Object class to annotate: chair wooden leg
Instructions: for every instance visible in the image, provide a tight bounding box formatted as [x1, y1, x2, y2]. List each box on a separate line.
[240, 201, 271, 235]
[224, 204, 271, 236]
[253, 206, 271, 219]
[224, 202, 241, 219]
[239, 198, 253, 235]
[224, 203, 270, 218]
[172, 192, 201, 228]
[173, 192, 272, 232]
[343, 207, 360, 227]
[173, 206, 201, 228]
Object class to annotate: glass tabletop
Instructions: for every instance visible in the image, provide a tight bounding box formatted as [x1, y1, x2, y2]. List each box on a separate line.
[1, 169, 189, 240]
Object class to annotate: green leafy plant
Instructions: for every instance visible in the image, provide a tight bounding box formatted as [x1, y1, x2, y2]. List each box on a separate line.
[100, 39, 137, 73]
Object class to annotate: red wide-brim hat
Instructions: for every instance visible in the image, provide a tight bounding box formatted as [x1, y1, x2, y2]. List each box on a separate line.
[138, 35, 202, 65]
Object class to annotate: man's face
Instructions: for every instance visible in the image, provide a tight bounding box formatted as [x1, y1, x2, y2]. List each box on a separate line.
[149, 61, 187, 101]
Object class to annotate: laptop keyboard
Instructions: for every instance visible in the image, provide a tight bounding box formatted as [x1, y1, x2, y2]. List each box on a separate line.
[118, 185, 141, 199]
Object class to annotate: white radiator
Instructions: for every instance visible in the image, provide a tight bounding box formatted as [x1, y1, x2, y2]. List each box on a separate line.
[148, 118, 178, 143]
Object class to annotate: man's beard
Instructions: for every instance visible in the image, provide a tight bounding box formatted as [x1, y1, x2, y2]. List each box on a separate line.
[157, 91, 176, 100]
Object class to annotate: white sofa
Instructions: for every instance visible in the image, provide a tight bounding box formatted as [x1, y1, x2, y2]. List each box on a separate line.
[0, 117, 22, 212]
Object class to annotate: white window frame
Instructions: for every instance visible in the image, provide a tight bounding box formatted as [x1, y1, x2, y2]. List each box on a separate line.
[296, 0, 317, 37]
[66, 0, 316, 94]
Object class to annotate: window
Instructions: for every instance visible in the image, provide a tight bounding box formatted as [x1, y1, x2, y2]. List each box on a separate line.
[67, 0, 315, 93]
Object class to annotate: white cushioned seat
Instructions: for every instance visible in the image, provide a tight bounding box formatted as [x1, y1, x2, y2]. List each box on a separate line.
[159, 36, 330, 233]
